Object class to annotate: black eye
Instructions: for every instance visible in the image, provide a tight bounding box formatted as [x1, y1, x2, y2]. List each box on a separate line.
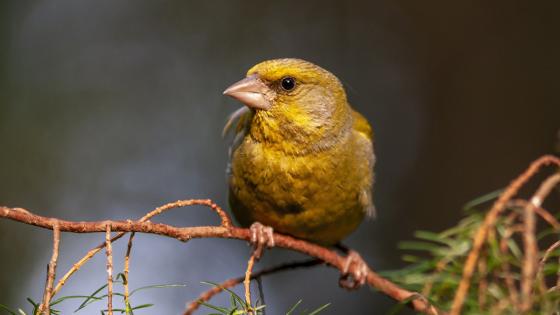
[281, 77, 296, 91]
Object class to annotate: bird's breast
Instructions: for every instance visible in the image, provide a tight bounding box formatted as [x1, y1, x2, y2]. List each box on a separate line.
[228, 132, 372, 244]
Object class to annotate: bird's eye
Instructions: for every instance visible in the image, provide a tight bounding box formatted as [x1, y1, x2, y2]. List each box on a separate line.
[280, 77, 296, 91]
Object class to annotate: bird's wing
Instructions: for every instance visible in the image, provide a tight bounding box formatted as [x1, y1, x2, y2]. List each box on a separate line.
[352, 109, 376, 218]
[352, 110, 373, 142]
[223, 106, 253, 176]
[222, 106, 252, 137]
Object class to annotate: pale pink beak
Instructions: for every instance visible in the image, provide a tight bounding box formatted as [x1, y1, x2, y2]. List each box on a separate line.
[223, 74, 274, 110]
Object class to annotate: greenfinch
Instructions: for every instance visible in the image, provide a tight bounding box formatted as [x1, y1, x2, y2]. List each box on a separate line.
[223, 58, 375, 247]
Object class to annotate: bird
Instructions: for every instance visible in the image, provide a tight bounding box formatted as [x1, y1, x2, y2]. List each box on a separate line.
[223, 58, 375, 288]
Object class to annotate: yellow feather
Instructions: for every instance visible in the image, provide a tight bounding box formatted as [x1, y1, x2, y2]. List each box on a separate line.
[226, 58, 375, 245]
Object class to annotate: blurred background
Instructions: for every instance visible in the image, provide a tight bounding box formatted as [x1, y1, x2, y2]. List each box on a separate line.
[1, 1, 559, 314]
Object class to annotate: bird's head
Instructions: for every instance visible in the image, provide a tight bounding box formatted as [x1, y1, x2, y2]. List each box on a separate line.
[224, 58, 352, 151]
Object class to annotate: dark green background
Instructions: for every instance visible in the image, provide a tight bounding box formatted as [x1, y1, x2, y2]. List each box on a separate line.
[1, 1, 559, 314]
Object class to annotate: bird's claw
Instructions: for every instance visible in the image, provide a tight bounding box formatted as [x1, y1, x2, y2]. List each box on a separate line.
[339, 250, 368, 290]
[249, 222, 275, 260]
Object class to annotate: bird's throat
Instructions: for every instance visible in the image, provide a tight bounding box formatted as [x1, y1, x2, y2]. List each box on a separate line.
[249, 107, 353, 155]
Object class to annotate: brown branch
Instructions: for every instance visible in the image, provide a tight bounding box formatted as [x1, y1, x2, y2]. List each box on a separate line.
[53, 232, 124, 296]
[0, 206, 443, 315]
[538, 240, 560, 290]
[521, 195, 538, 311]
[138, 199, 232, 228]
[184, 259, 322, 315]
[51, 199, 226, 296]
[477, 253, 488, 310]
[106, 225, 113, 315]
[508, 199, 560, 231]
[556, 255, 560, 312]
[536, 240, 560, 313]
[421, 258, 451, 298]
[557, 257, 560, 293]
[528, 173, 560, 210]
[450, 155, 560, 315]
[38, 222, 60, 315]
[244, 252, 257, 311]
[124, 230, 135, 314]
[498, 212, 521, 310]
[488, 298, 511, 315]
[522, 173, 560, 311]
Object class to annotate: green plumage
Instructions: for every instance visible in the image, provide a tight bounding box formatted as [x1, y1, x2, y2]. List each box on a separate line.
[226, 59, 375, 245]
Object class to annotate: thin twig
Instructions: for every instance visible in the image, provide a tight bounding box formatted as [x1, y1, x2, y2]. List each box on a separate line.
[139, 199, 232, 227]
[52, 233, 125, 295]
[509, 199, 560, 231]
[477, 254, 488, 310]
[523, 173, 560, 311]
[106, 224, 113, 315]
[538, 240, 560, 313]
[557, 255, 560, 292]
[450, 155, 560, 315]
[124, 230, 135, 314]
[556, 253, 560, 313]
[498, 212, 521, 309]
[503, 174, 560, 313]
[509, 197, 560, 299]
[556, 254, 560, 313]
[244, 252, 257, 312]
[38, 222, 60, 315]
[183, 259, 322, 315]
[538, 241, 560, 287]
[421, 258, 451, 297]
[528, 173, 560, 210]
[520, 195, 538, 311]
[488, 298, 511, 315]
[0, 205, 444, 315]
[51, 199, 228, 296]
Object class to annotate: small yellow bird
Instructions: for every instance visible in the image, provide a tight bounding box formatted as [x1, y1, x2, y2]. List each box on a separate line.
[223, 59, 375, 286]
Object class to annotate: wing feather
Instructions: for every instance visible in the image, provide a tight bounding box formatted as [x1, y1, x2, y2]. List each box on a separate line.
[224, 107, 253, 176]
[352, 109, 376, 218]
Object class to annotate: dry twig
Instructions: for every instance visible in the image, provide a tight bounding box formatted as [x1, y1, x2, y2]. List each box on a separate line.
[51, 199, 226, 296]
[0, 204, 442, 315]
[421, 258, 451, 298]
[522, 173, 560, 311]
[450, 155, 560, 315]
[519, 175, 560, 310]
[498, 212, 522, 309]
[521, 192, 539, 311]
[244, 252, 257, 311]
[106, 224, 114, 315]
[38, 222, 60, 315]
[124, 230, 135, 313]
[539, 240, 560, 287]
[477, 255, 488, 309]
[183, 259, 321, 315]
[509, 199, 560, 231]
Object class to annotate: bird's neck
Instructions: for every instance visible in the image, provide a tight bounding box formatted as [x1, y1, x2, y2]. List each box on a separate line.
[249, 103, 353, 155]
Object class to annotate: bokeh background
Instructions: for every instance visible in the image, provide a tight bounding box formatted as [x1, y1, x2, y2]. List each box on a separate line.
[1, 1, 559, 314]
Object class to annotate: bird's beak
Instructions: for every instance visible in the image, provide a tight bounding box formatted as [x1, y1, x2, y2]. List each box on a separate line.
[223, 74, 274, 110]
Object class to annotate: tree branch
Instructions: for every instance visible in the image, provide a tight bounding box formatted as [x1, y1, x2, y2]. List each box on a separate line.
[105, 225, 114, 315]
[244, 252, 257, 311]
[450, 155, 560, 315]
[38, 222, 60, 315]
[0, 205, 442, 315]
[184, 259, 322, 315]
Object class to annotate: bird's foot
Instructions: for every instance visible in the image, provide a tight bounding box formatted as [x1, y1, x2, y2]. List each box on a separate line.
[249, 222, 275, 260]
[339, 250, 369, 290]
